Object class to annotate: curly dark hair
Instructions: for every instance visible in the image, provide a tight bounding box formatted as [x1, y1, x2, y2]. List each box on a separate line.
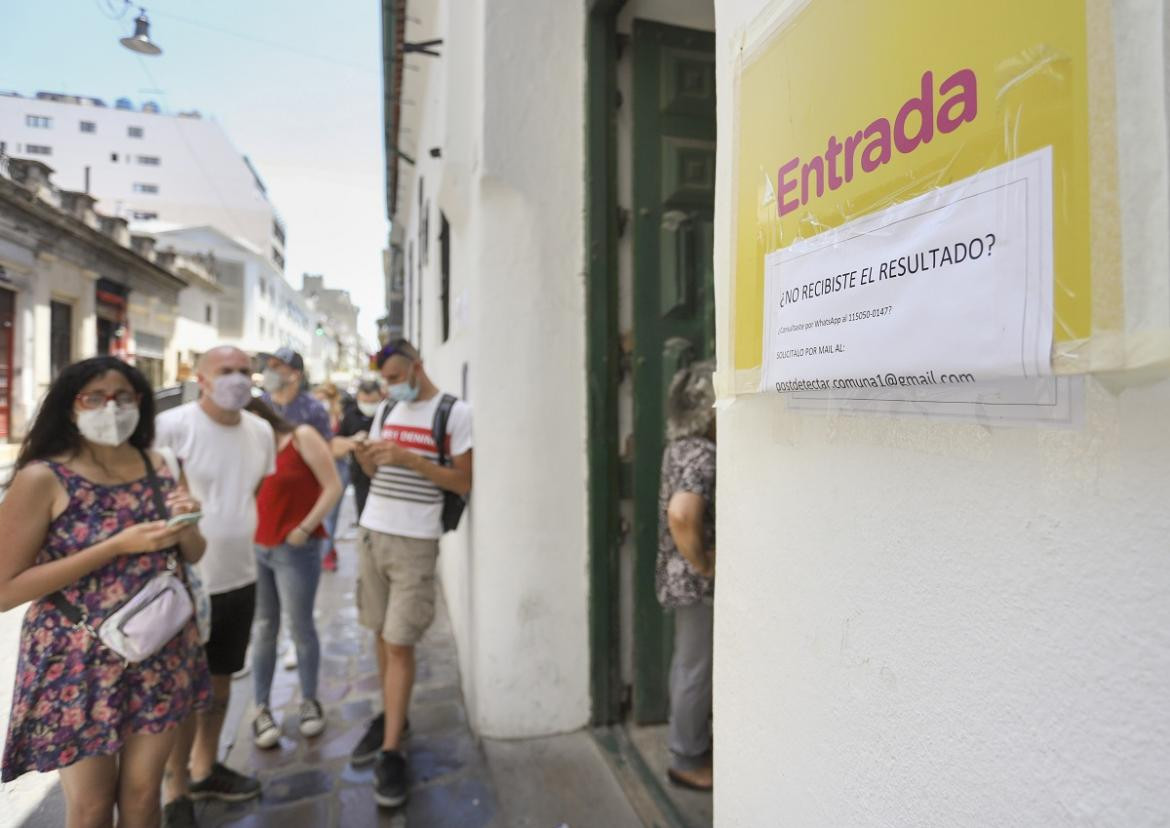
[11, 356, 156, 480]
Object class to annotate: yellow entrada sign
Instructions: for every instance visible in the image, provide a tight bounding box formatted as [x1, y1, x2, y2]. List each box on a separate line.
[729, 0, 1101, 392]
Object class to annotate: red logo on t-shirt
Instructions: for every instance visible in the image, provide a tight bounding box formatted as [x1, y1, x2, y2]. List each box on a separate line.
[381, 424, 450, 454]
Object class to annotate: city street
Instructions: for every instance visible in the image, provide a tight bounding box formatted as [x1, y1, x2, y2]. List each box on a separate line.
[1, 493, 642, 828]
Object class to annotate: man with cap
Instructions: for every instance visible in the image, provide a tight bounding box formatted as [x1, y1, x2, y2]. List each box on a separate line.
[259, 347, 332, 439]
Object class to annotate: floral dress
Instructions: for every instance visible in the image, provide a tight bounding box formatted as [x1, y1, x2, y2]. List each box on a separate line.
[656, 436, 716, 609]
[1, 460, 211, 782]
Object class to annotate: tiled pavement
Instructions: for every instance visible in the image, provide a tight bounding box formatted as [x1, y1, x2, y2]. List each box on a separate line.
[194, 529, 500, 828]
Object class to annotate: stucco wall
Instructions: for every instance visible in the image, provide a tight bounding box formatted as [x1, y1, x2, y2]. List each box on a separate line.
[711, 1, 1170, 825]
[400, 0, 591, 738]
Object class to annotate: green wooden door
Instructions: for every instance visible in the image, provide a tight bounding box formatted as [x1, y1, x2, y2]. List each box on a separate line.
[631, 20, 716, 724]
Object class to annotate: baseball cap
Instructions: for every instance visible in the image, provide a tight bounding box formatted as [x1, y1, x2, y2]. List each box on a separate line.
[258, 347, 305, 373]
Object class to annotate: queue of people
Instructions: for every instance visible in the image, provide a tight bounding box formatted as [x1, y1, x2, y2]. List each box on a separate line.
[0, 337, 473, 827]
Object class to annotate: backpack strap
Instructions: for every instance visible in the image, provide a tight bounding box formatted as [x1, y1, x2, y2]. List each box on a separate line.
[432, 394, 457, 467]
[371, 398, 397, 441]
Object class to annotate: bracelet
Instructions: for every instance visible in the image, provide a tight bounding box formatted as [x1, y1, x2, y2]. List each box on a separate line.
[297, 525, 313, 536]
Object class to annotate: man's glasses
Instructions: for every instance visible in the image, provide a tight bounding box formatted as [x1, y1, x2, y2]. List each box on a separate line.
[75, 391, 140, 410]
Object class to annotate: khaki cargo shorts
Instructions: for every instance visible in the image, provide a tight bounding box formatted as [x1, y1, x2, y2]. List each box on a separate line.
[357, 529, 440, 646]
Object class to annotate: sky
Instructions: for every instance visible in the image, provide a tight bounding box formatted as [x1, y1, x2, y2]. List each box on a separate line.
[0, 0, 389, 345]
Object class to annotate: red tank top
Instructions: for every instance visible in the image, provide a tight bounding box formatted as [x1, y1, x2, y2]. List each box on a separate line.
[255, 438, 326, 547]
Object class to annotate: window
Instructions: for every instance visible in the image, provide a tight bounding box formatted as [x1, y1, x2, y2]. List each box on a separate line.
[50, 301, 72, 379]
[260, 278, 267, 297]
[440, 212, 451, 341]
[110, 152, 119, 162]
[131, 210, 158, 221]
[136, 155, 160, 166]
[25, 145, 51, 156]
[205, 304, 213, 324]
[80, 121, 96, 133]
[26, 115, 50, 128]
[259, 317, 267, 336]
[272, 247, 285, 270]
[128, 126, 144, 138]
[132, 183, 158, 194]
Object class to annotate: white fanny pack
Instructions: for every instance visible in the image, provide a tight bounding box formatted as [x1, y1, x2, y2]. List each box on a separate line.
[48, 449, 194, 664]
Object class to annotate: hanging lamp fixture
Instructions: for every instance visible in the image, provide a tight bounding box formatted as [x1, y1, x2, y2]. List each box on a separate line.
[119, 7, 163, 56]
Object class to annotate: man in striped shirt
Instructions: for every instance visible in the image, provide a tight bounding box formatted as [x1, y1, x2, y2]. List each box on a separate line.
[351, 339, 472, 809]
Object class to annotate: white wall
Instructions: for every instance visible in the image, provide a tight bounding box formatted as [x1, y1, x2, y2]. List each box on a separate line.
[395, 0, 590, 738]
[711, 1, 1170, 826]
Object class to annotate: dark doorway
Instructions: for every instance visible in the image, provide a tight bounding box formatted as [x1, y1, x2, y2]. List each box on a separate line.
[630, 19, 716, 725]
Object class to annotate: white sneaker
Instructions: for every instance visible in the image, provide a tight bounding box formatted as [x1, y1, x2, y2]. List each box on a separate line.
[299, 699, 326, 738]
[252, 707, 280, 749]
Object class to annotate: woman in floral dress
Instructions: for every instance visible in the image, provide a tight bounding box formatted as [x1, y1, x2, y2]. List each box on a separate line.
[0, 357, 211, 827]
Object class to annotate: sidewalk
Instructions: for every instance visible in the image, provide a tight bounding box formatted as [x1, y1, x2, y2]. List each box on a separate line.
[2, 492, 643, 828]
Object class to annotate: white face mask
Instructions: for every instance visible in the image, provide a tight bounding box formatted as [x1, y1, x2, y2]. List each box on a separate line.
[209, 372, 254, 411]
[357, 401, 380, 417]
[76, 401, 140, 447]
[262, 368, 288, 393]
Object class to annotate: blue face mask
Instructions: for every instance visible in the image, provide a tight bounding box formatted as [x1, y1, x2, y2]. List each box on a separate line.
[387, 379, 419, 403]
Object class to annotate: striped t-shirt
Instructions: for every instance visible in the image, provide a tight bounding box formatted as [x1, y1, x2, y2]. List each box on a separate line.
[358, 394, 472, 540]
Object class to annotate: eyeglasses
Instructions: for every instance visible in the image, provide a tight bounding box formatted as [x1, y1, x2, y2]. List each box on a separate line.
[75, 391, 140, 410]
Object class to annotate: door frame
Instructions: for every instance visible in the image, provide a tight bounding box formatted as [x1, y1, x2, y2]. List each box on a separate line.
[586, 0, 624, 727]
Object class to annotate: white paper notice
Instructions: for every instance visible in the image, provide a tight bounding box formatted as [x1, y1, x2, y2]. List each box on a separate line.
[760, 148, 1053, 394]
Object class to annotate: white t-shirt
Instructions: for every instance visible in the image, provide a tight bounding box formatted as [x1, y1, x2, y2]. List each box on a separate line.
[155, 402, 276, 595]
[359, 394, 472, 540]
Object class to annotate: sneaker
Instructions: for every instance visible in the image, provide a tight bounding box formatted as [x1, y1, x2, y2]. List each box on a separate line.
[374, 749, 409, 808]
[351, 713, 385, 765]
[252, 706, 280, 749]
[351, 714, 411, 765]
[162, 796, 196, 828]
[322, 548, 338, 571]
[299, 699, 326, 738]
[188, 762, 262, 802]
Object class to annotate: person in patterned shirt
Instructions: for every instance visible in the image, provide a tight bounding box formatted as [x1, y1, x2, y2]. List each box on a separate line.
[657, 359, 716, 793]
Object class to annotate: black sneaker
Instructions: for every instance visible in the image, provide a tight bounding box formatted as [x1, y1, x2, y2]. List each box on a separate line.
[351, 714, 412, 765]
[162, 796, 196, 828]
[188, 762, 262, 802]
[299, 699, 326, 738]
[374, 749, 408, 808]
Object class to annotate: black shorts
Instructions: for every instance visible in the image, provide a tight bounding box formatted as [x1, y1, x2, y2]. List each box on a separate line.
[204, 583, 256, 676]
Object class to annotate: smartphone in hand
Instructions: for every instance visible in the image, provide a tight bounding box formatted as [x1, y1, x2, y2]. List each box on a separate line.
[165, 512, 203, 529]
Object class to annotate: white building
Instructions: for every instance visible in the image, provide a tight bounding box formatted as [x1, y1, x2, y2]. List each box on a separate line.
[386, 0, 1170, 825]
[0, 91, 285, 273]
[301, 273, 367, 382]
[145, 224, 316, 372]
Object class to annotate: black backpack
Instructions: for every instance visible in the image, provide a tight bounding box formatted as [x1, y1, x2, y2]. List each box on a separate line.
[373, 394, 466, 533]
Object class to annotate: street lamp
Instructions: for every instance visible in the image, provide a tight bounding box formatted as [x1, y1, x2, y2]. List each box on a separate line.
[120, 7, 163, 56]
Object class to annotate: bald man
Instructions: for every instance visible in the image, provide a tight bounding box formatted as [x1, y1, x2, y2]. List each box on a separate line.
[155, 347, 277, 825]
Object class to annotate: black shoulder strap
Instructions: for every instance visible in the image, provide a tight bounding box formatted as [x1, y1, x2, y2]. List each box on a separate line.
[137, 448, 170, 521]
[372, 399, 397, 439]
[432, 394, 457, 467]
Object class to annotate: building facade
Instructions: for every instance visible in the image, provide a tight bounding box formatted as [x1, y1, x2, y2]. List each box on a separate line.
[148, 225, 316, 370]
[386, 0, 1170, 825]
[0, 155, 196, 442]
[0, 91, 286, 274]
[301, 273, 367, 381]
